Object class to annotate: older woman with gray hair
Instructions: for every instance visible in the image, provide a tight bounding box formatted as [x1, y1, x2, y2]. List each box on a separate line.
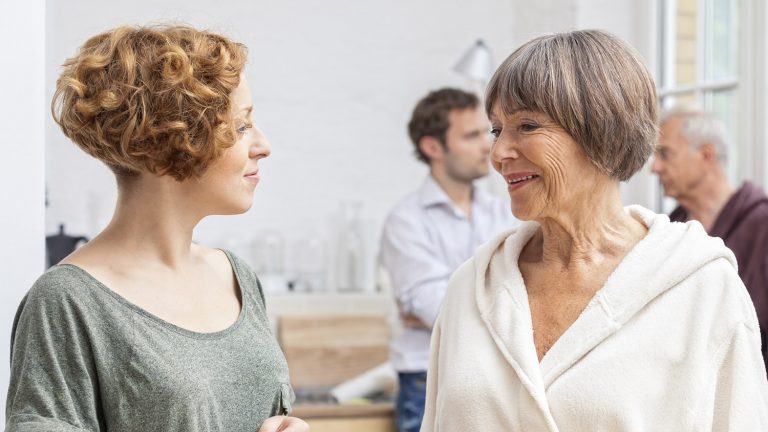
[420, 30, 768, 431]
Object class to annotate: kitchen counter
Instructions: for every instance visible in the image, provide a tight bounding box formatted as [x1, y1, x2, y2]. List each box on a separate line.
[265, 292, 395, 329]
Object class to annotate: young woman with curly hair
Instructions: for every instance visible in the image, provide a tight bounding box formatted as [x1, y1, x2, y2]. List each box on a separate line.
[5, 25, 308, 432]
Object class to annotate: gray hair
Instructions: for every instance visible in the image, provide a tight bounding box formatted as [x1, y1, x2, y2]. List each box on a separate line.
[660, 106, 729, 164]
[485, 30, 658, 181]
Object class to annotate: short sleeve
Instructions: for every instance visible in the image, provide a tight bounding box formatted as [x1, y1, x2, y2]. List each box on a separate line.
[5, 272, 103, 431]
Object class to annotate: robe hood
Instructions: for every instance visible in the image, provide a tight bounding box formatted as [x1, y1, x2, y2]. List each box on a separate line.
[470, 205, 739, 428]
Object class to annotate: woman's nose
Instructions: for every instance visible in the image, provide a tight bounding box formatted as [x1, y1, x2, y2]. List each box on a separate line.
[491, 135, 518, 163]
[249, 141, 269, 160]
[250, 128, 271, 159]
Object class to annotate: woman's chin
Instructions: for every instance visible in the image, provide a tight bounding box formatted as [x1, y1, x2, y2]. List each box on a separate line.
[511, 210, 534, 222]
[234, 200, 254, 214]
[509, 201, 537, 221]
[215, 199, 253, 216]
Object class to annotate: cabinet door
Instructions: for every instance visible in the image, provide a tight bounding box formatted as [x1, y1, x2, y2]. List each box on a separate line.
[306, 417, 396, 432]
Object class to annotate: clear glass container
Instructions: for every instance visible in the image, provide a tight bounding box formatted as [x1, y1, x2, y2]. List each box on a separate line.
[251, 231, 288, 294]
[293, 233, 328, 293]
[335, 201, 365, 292]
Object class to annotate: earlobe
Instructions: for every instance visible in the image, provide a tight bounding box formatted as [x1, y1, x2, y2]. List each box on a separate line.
[700, 143, 717, 163]
[419, 136, 444, 162]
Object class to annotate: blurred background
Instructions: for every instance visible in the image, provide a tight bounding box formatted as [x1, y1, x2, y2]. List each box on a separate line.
[1, 0, 764, 429]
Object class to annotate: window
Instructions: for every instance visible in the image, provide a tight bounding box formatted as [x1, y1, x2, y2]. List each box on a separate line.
[657, 0, 741, 210]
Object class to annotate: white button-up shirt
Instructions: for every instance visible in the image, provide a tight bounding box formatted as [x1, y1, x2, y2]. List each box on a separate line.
[380, 175, 517, 372]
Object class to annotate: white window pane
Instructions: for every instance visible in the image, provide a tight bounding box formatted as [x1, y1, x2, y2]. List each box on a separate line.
[661, 91, 699, 109]
[709, 90, 739, 181]
[709, 0, 739, 80]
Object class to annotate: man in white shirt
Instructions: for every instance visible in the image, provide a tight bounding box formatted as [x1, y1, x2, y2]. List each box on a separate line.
[380, 88, 516, 432]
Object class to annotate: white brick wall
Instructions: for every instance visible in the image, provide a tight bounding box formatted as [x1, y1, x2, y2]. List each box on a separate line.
[1, 1, 663, 422]
[43, 0, 658, 298]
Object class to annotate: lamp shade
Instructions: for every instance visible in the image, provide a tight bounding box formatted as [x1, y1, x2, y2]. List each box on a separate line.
[453, 39, 493, 83]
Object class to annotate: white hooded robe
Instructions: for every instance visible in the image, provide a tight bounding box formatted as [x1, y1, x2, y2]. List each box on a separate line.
[421, 206, 768, 431]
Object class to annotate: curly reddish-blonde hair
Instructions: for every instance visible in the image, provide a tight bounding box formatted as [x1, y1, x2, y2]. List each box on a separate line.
[52, 25, 248, 181]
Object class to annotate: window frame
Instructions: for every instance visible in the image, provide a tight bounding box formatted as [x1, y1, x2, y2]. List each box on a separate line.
[655, 0, 768, 211]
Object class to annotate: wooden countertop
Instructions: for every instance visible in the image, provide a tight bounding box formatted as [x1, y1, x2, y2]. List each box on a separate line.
[292, 402, 394, 419]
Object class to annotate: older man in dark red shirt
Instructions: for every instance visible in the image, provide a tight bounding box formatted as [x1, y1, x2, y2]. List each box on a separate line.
[652, 107, 768, 369]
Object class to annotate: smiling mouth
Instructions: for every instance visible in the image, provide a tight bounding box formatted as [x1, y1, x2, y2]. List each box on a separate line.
[507, 174, 539, 185]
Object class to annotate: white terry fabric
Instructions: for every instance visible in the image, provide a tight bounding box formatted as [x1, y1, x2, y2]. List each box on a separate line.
[421, 205, 768, 431]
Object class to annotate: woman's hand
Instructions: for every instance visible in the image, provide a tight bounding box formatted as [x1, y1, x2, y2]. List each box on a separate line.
[258, 416, 309, 432]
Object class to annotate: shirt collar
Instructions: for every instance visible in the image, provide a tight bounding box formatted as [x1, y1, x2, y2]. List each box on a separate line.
[417, 174, 494, 210]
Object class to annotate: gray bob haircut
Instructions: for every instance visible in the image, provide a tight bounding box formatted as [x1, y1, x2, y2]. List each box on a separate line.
[485, 30, 658, 181]
[660, 106, 729, 164]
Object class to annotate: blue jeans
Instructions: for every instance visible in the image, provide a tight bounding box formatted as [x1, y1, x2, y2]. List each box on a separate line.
[396, 372, 427, 432]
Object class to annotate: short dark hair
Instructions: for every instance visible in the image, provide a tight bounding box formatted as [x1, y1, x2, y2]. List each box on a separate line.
[408, 88, 479, 164]
[485, 30, 658, 181]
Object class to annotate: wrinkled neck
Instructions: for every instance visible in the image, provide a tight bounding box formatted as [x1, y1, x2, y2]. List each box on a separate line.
[530, 183, 646, 268]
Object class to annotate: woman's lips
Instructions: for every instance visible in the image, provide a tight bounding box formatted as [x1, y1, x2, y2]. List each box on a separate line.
[244, 170, 260, 183]
[504, 173, 539, 192]
[507, 176, 537, 191]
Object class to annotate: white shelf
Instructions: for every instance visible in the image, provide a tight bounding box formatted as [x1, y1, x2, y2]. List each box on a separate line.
[264, 291, 396, 331]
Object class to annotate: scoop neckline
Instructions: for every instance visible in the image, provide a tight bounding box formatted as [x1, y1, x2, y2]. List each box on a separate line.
[55, 249, 247, 340]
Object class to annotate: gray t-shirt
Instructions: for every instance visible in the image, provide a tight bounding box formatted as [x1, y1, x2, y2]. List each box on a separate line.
[5, 251, 293, 431]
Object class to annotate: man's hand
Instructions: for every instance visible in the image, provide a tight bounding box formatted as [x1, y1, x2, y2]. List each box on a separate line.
[401, 313, 429, 329]
[258, 416, 309, 432]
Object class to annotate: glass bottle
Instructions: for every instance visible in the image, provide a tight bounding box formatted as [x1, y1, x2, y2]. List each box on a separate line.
[252, 231, 288, 294]
[293, 232, 328, 293]
[335, 201, 365, 292]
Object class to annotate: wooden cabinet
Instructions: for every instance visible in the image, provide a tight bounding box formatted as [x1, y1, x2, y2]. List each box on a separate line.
[280, 314, 396, 432]
[305, 417, 395, 432]
[292, 403, 396, 432]
[279, 314, 390, 388]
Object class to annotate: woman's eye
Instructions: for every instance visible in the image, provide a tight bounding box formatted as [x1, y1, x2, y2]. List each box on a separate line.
[236, 123, 253, 135]
[520, 123, 539, 132]
[489, 128, 501, 139]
